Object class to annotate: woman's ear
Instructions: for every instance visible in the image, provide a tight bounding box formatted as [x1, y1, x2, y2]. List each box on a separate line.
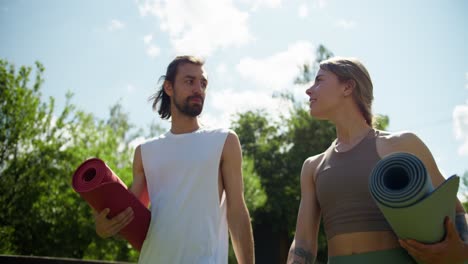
[163, 81, 173, 96]
[343, 79, 356, 97]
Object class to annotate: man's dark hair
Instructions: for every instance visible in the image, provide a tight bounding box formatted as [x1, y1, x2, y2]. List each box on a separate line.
[149, 55, 205, 119]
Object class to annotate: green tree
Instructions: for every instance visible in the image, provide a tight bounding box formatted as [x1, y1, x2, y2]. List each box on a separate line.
[0, 59, 142, 261]
[228, 155, 267, 263]
[461, 171, 468, 211]
[243, 156, 268, 213]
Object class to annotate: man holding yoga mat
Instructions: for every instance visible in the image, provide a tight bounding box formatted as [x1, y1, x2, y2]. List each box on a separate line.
[92, 56, 254, 263]
[287, 57, 468, 264]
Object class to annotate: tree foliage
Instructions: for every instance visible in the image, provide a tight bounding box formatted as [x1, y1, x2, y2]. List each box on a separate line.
[0, 59, 140, 261]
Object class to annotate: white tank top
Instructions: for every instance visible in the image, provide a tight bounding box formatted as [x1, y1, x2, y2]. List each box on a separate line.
[138, 127, 229, 264]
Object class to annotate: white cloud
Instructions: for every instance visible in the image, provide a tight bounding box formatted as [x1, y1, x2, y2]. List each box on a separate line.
[142, 33, 160, 58]
[136, 0, 252, 56]
[238, 0, 283, 10]
[453, 102, 468, 155]
[216, 63, 228, 75]
[236, 41, 315, 91]
[336, 19, 356, 29]
[298, 3, 308, 18]
[127, 84, 136, 93]
[202, 88, 293, 128]
[108, 19, 125, 31]
[146, 44, 161, 58]
[143, 34, 153, 44]
[313, 0, 327, 9]
[202, 42, 317, 128]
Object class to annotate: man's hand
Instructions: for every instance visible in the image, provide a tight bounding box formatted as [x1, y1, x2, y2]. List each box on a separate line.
[94, 207, 134, 238]
[399, 217, 468, 264]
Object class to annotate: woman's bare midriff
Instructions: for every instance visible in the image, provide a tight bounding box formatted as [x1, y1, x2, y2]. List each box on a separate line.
[327, 231, 400, 256]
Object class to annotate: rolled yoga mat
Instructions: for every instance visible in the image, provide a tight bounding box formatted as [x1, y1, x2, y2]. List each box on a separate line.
[369, 152, 460, 245]
[72, 158, 151, 251]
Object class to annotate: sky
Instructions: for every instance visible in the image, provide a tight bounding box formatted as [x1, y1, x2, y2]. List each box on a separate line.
[1, 0, 467, 192]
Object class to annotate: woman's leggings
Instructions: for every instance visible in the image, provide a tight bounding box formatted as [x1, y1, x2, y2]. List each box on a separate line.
[327, 247, 416, 264]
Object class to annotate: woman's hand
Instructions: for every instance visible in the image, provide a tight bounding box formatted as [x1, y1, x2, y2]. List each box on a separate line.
[399, 217, 468, 264]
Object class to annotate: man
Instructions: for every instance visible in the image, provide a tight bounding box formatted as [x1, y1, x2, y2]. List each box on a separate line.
[93, 56, 255, 263]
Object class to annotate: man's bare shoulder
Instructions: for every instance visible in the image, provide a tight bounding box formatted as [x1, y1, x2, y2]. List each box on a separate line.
[226, 129, 239, 139]
[222, 130, 240, 148]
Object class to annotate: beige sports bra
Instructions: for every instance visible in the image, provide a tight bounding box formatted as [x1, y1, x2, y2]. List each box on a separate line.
[315, 129, 393, 239]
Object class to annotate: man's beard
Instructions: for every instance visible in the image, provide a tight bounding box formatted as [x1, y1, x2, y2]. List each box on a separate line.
[173, 95, 204, 117]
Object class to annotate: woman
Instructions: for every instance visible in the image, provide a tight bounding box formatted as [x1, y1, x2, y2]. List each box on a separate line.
[287, 57, 468, 264]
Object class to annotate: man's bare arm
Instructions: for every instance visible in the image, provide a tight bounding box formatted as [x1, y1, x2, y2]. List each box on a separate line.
[222, 132, 255, 264]
[130, 145, 149, 207]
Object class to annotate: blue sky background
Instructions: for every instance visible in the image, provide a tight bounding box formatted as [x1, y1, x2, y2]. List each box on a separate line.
[1, 0, 467, 193]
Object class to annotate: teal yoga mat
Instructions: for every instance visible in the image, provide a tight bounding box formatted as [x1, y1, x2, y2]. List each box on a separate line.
[369, 152, 459, 245]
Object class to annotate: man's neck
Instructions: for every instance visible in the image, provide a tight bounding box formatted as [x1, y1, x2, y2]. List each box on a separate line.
[170, 116, 200, 135]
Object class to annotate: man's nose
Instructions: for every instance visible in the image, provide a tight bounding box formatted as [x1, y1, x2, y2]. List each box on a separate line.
[192, 81, 203, 94]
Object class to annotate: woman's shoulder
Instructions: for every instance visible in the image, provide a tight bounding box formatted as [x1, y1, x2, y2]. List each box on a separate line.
[304, 152, 326, 167]
[375, 129, 426, 156]
[376, 129, 420, 142]
[302, 152, 328, 181]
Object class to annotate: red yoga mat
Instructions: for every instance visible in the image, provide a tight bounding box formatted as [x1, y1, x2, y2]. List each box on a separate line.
[72, 158, 151, 251]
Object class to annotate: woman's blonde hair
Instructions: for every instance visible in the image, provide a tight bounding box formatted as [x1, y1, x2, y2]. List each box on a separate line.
[319, 57, 374, 126]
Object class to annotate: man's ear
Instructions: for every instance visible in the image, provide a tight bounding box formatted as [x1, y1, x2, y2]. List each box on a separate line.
[343, 79, 356, 97]
[164, 81, 173, 96]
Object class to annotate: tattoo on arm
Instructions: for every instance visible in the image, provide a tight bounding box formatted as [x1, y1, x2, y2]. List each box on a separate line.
[289, 247, 314, 264]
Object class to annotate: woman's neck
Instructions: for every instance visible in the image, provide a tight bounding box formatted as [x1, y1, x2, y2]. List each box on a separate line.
[332, 106, 372, 152]
[335, 121, 371, 144]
